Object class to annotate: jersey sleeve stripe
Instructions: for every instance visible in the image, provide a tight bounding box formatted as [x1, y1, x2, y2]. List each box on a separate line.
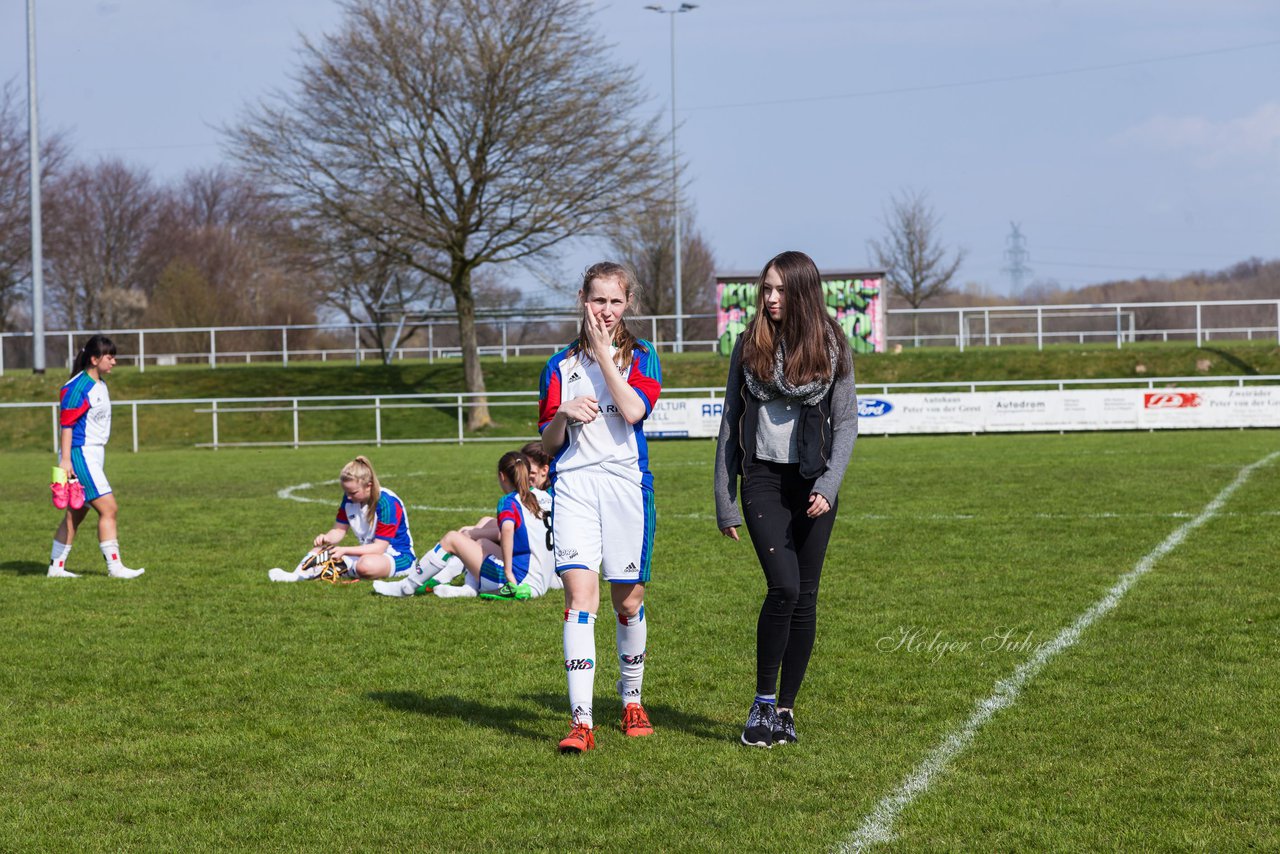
[59, 401, 90, 427]
[374, 495, 401, 540]
[539, 353, 565, 431]
[627, 347, 662, 417]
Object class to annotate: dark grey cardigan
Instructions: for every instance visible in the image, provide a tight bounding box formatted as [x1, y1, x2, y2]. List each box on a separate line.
[713, 339, 858, 530]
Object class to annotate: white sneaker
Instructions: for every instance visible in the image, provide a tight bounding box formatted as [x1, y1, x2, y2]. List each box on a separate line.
[47, 565, 79, 578]
[268, 567, 299, 583]
[371, 578, 413, 597]
[434, 583, 477, 598]
[108, 565, 145, 579]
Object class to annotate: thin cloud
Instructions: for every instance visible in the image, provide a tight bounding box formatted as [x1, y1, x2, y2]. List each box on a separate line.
[1116, 102, 1280, 166]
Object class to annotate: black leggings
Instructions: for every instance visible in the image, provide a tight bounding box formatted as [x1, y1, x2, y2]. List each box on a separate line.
[741, 457, 837, 708]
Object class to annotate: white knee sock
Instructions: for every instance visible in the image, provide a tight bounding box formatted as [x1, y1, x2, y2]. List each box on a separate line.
[50, 539, 72, 571]
[99, 539, 124, 570]
[563, 609, 597, 727]
[416, 543, 464, 587]
[616, 605, 647, 707]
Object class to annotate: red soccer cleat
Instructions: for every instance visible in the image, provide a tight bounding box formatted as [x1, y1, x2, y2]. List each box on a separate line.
[557, 722, 596, 754]
[51, 481, 69, 510]
[621, 703, 654, 737]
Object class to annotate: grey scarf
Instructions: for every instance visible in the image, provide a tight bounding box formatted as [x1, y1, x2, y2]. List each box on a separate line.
[743, 334, 837, 406]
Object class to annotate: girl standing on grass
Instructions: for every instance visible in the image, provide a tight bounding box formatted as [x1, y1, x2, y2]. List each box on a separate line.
[713, 250, 858, 748]
[372, 451, 554, 600]
[540, 262, 662, 753]
[47, 335, 144, 580]
[268, 456, 415, 582]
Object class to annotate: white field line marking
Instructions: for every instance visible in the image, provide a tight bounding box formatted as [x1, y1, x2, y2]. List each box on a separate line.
[276, 476, 489, 514]
[839, 449, 1280, 854]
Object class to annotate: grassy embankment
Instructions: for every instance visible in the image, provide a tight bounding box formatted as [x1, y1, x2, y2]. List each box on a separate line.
[1, 341, 1277, 451]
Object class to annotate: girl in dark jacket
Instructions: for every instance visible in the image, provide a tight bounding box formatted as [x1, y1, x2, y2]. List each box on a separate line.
[713, 250, 858, 747]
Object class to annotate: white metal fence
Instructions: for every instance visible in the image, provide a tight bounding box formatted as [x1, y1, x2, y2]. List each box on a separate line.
[4, 376, 1277, 453]
[2, 298, 1278, 374]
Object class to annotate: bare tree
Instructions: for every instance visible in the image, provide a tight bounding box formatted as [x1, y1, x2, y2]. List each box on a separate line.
[869, 189, 966, 339]
[0, 79, 70, 330]
[43, 159, 162, 329]
[145, 166, 318, 352]
[607, 202, 717, 346]
[228, 0, 670, 428]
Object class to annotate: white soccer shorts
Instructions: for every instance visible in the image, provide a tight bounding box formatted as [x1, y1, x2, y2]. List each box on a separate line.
[551, 469, 654, 584]
[65, 445, 111, 502]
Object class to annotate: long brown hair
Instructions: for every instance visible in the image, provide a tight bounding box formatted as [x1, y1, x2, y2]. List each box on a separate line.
[519, 440, 551, 470]
[570, 261, 647, 371]
[340, 455, 382, 526]
[498, 451, 545, 520]
[742, 250, 850, 385]
[72, 334, 117, 378]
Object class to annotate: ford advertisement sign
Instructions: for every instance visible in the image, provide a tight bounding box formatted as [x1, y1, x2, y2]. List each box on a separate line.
[858, 398, 893, 417]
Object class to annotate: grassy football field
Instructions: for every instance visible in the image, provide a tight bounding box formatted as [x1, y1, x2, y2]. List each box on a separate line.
[2, 430, 1278, 851]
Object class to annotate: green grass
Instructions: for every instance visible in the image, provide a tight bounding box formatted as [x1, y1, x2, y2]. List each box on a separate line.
[2, 430, 1278, 851]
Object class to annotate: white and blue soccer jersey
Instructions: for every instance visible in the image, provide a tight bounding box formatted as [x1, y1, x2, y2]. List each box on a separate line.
[59, 371, 112, 447]
[335, 487, 416, 572]
[488, 487, 554, 589]
[538, 342, 662, 489]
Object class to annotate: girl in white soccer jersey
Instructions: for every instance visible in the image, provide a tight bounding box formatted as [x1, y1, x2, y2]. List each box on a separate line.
[47, 335, 144, 579]
[539, 261, 662, 753]
[428, 441, 552, 558]
[268, 456, 415, 582]
[372, 451, 554, 600]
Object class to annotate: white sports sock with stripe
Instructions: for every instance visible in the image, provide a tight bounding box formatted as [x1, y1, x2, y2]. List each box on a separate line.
[50, 539, 72, 569]
[563, 609, 597, 727]
[616, 606, 647, 707]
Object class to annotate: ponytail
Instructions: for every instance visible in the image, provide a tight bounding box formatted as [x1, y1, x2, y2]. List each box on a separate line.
[72, 334, 117, 378]
[340, 455, 381, 526]
[498, 451, 544, 520]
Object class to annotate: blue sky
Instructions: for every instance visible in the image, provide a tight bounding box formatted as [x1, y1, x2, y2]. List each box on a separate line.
[3, 0, 1278, 296]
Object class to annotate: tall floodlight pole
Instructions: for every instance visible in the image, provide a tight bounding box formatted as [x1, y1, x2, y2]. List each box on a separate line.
[645, 3, 696, 353]
[27, 0, 46, 373]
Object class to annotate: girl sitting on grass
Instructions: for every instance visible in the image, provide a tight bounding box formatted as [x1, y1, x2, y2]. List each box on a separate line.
[372, 451, 553, 600]
[268, 455, 415, 583]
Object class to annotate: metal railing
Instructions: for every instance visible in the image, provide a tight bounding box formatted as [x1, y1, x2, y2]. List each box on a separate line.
[893, 299, 1280, 352]
[2, 298, 1278, 374]
[4, 376, 1277, 453]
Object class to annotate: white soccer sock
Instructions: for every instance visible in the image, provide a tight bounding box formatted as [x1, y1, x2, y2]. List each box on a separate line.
[436, 553, 465, 584]
[49, 539, 72, 571]
[616, 605, 647, 707]
[433, 578, 478, 598]
[564, 609, 597, 727]
[99, 539, 124, 570]
[412, 543, 464, 588]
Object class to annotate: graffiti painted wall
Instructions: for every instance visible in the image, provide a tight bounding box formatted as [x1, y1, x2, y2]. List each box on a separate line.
[715, 271, 886, 355]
